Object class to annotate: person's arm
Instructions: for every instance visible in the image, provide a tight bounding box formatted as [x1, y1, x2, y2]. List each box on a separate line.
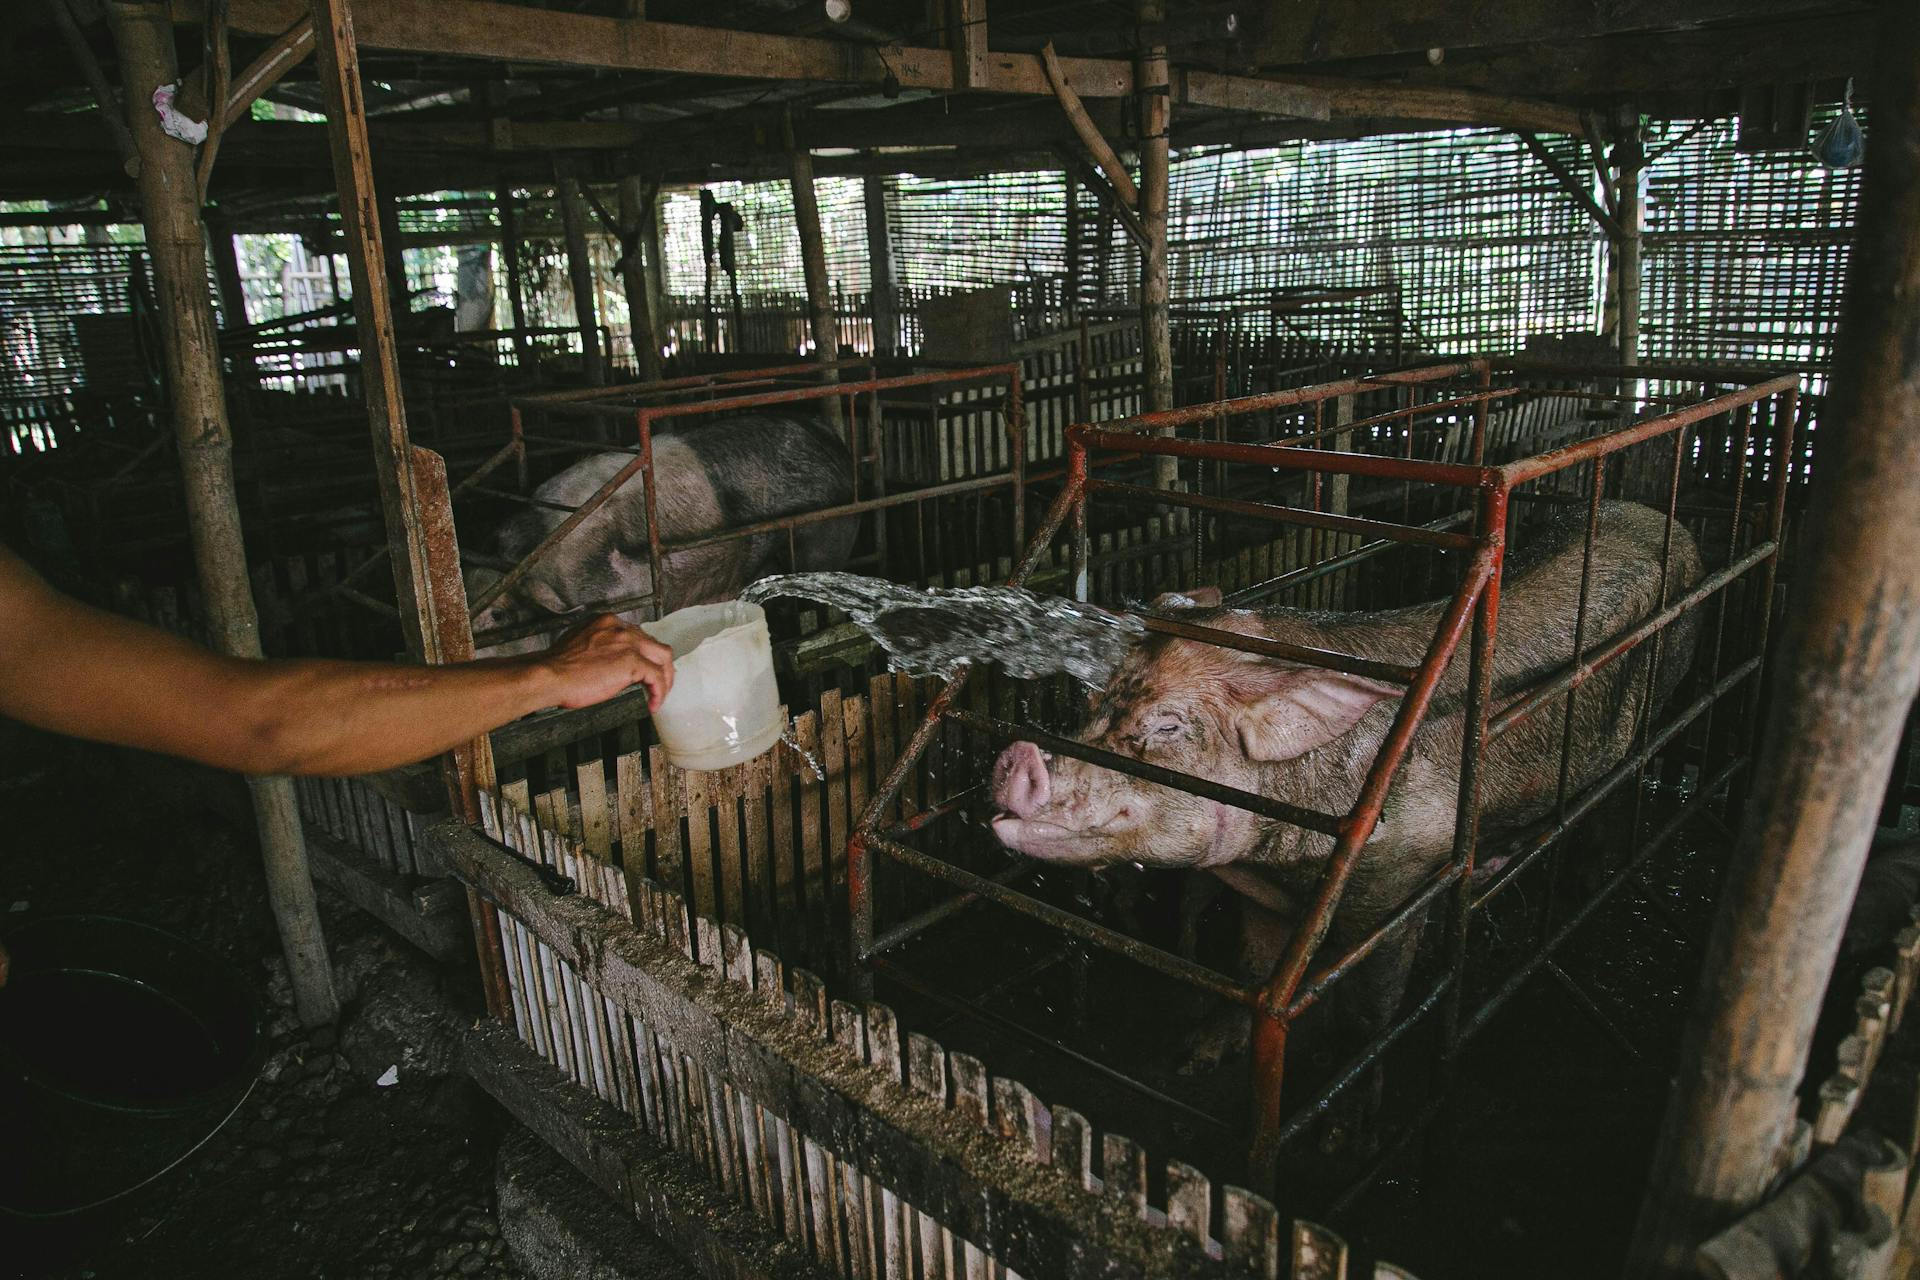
[0, 547, 673, 776]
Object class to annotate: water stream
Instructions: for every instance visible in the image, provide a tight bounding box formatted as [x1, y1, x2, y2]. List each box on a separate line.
[743, 572, 1144, 689]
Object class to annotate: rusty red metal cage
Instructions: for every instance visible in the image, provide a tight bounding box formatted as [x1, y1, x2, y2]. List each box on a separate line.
[847, 357, 1800, 1186]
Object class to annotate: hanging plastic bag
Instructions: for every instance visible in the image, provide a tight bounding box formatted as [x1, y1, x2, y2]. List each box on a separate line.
[1811, 80, 1864, 169]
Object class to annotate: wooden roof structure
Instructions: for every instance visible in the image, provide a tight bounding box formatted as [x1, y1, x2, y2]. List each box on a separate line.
[0, 0, 1877, 213]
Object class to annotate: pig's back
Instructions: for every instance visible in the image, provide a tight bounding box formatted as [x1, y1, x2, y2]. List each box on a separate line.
[1304, 499, 1701, 698]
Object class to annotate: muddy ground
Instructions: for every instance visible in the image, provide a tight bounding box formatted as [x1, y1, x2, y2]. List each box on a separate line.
[0, 728, 523, 1280]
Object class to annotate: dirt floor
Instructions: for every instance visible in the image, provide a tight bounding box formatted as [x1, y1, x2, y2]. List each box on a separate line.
[0, 728, 524, 1280]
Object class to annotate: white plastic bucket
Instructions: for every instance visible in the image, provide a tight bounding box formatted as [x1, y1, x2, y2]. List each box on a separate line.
[642, 601, 783, 772]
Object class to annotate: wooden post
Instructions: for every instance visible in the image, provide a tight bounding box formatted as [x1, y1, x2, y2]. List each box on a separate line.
[639, 183, 669, 355]
[863, 176, 898, 358]
[1615, 120, 1644, 368]
[376, 184, 411, 316]
[496, 183, 535, 372]
[1625, 8, 1920, 1274]
[109, 1, 338, 1028]
[619, 174, 664, 383]
[204, 210, 260, 393]
[786, 109, 843, 436]
[1064, 170, 1082, 315]
[1136, 0, 1175, 488]
[308, 0, 446, 663]
[557, 174, 607, 387]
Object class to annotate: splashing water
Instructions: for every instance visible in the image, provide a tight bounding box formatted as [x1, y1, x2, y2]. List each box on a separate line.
[780, 725, 827, 782]
[742, 572, 1144, 688]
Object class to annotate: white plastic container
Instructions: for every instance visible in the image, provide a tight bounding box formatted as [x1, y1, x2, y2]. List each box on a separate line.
[642, 601, 783, 772]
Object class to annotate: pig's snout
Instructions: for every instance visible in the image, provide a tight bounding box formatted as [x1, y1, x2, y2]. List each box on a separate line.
[992, 741, 1051, 817]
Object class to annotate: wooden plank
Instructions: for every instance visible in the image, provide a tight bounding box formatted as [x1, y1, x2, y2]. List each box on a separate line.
[650, 744, 683, 893]
[1164, 1162, 1210, 1252]
[460, 1020, 833, 1280]
[770, 708, 801, 957]
[437, 823, 1224, 1280]
[1224, 1189, 1282, 1279]
[843, 693, 869, 878]
[579, 759, 613, 861]
[686, 768, 717, 923]
[819, 694, 850, 937]
[743, 754, 772, 942]
[792, 711, 827, 953]
[715, 765, 746, 927]
[617, 747, 650, 915]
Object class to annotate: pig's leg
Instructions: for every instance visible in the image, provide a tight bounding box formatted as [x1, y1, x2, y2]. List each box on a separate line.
[1177, 895, 1292, 1076]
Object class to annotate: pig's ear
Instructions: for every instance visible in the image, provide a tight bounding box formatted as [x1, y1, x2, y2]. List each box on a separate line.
[1231, 669, 1398, 762]
[1151, 586, 1224, 610]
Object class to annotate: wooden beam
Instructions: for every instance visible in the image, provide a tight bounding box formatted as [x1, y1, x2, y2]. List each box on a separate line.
[1518, 132, 1622, 238]
[952, 0, 987, 90]
[1626, 5, 1920, 1273]
[497, 183, 534, 370]
[306, 0, 445, 664]
[431, 821, 1226, 1280]
[464, 1022, 839, 1280]
[1251, 0, 1863, 67]
[109, 0, 339, 1029]
[1040, 41, 1137, 210]
[1260, 74, 1583, 135]
[46, 0, 141, 178]
[618, 174, 663, 382]
[1615, 126, 1644, 367]
[785, 109, 842, 435]
[1395, 15, 1872, 100]
[863, 175, 899, 357]
[1137, 0, 1175, 492]
[557, 174, 607, 387]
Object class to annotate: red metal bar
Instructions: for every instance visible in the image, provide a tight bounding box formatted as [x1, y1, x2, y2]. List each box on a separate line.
[1249, 540, 1497, 1168]
[1074, 426, 1496, 491]
[1136, 614, 1418, 684]
[1498, 376, 1799, 486]
[1089, 477, 1476, 550]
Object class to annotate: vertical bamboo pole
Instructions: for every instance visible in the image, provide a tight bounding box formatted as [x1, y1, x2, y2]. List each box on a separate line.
[1135, 0, 1175, 487]
[619, 174, 664, 383]
[863, 175, 898, 358]
[785, 108, 844, 436]
[376, 184, 410, 314]
[204, 209, 259, 394]
[109, 1, 338, 1027]
[496, 183, 534, 371]
[1064, 170, 1082, 315]
[1626, 8, 1920, 1272]
[1616, 118, 1644, 368]
[557, 173, 606, 387]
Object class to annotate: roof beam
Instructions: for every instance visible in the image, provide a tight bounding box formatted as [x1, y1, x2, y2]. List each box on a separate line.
[186, 0, 1579, 131]
[1251, 0, 1871, 66]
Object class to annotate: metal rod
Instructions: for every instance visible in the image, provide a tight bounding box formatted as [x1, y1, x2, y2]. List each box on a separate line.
[1487, 542, 1779, 741]
[871, 956, 1233, 1133]
[864, 860, 1036, 957]
[945, 709, 1341, 836]
[1133, 614, 1419, 684]
[1473, 658, 1762, 910]
[1497, 376, 1798, 486]
[1089, 478, 1476, 550]
[864, 837, 1252, 1004]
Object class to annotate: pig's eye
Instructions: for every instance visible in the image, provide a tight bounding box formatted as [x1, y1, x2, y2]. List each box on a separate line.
[1144, 711, 1186, 738]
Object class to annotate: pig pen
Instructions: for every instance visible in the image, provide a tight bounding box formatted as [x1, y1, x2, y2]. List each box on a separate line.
[283, 358, 1795, 1279]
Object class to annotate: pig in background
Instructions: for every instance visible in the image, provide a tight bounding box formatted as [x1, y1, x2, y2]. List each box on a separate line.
[468, 413, 857, 654]
[991, 500, 1702, 1073]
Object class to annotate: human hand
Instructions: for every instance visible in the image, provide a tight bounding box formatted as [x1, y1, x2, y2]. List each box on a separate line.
[538, 615, 675, 711]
